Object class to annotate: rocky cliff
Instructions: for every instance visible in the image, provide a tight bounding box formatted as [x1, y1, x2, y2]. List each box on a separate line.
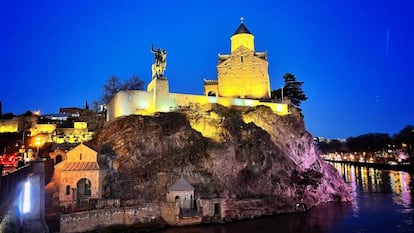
[92, 104, 352, 217]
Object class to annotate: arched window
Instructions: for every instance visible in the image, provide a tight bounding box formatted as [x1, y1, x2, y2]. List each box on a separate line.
[79, 153, 82, 161]
[66, 185, 71, 195]
[56, 155, 63, 164]
[208, 91, 217, 97]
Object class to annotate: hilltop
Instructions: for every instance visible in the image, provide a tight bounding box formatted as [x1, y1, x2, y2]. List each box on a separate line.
[92, 104, 352, 219]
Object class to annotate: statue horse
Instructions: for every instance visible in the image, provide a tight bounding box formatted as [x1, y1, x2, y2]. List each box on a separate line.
[152, 61, 166, 79]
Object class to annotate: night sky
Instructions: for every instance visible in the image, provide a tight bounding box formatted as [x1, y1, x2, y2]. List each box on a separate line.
[1, 0, 413, 139]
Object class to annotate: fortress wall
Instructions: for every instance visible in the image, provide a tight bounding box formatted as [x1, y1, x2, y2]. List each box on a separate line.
[107, 90, 289, 121]
[107, 91, 150, 121]
[31, 123, 56, 135]
[0, 119, 18, 133]
[170, 93, 211, 107]
[171, 93, 289, 115]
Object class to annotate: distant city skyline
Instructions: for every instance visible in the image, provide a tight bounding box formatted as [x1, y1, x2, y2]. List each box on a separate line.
[1, 0, 413, 139]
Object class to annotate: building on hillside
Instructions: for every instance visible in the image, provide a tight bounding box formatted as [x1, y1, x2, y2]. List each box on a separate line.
[204, 19, 270, 99]
[49, 148, 67, 165]
[166, 177, 195, 209]
[106, 19, 289, 121]
[55, 143, 106, 209]
[59, 107, 84, 117]
[0, 115, 38, 133]
[161, 177, 202, 226]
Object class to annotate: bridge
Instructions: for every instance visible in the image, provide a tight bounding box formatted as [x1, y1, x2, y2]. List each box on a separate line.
[0, 161, 49, 233]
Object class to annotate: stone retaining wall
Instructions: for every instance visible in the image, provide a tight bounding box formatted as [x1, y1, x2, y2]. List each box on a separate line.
[60, 203, 160, 233]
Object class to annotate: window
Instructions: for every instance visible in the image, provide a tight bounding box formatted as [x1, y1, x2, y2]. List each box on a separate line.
[79, 153, 82, 160]
[241, 56, 244, 63]
[208, 91, 217, 97]
[66, 185, 71, 195]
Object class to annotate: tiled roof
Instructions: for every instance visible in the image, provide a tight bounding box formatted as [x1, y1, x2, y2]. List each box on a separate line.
[168, 177, 194, 191]
[233, 23, 252, 35]
[60, 162, 101, 171]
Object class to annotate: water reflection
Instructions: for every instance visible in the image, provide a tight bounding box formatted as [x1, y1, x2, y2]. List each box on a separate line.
[157, 163, 414, 233]
[159, 202, 353, 233]
[390, 171, 412, 208]
[331, 162, 413, 210]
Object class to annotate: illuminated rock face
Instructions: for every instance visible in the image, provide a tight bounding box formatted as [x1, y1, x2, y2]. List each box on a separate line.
[94, 104, 352, 217]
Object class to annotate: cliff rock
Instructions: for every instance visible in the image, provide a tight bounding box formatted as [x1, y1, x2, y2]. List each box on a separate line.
[92, 104, 352, 216]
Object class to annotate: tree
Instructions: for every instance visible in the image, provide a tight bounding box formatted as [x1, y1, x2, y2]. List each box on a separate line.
[1, 112, 14, 119]
[102, 76, 122, 104]
[85, 101, 90, 110]
[99, 75, 145, 105]
[22, 110, 33, 116]
[395, 125, 414, 146]
[270, 88, 282, 102]
[122, 75, 144, 91]
[282, 73, 307, 107]
[317, 139, 347, 153]
[395, 125, 414, 158]
[347, 133, 393, 152]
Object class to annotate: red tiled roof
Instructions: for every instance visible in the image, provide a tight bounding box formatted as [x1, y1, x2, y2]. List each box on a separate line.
[60, 162, 101, 171]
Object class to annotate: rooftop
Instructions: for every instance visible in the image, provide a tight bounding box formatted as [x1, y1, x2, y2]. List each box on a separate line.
[168, 177, 194, 191]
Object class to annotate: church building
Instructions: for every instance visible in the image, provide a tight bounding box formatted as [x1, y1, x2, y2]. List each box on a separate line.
[204, 18, 270, 99]
[106, 19, 289, 121]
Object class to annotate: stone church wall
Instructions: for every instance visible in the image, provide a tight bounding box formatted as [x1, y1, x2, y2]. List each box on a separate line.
[217, 47, 270, 99]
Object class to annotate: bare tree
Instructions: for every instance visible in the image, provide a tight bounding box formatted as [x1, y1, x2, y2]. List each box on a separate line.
[99, 75, 144, 106]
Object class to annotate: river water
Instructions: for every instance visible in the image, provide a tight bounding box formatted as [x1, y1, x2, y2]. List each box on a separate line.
[157, 162, 414, 233]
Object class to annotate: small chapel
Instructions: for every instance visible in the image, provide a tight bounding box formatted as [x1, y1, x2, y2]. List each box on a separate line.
[55, 143, 106, 209]
[106, 19, 289, 121]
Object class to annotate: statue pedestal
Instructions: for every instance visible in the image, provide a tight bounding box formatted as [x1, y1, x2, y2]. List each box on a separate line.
[147, 77, 171, 112]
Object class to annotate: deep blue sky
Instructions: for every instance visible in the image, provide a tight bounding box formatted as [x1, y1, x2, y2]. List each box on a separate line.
[1, 0, 413, 139]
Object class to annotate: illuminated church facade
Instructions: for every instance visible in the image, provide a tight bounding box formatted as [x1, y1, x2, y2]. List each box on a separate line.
[107, 20, 289, 121]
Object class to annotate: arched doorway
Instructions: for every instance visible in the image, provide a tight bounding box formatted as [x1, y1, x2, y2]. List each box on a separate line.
[77, 178, 91, 207]
[208, 91, 217, 97]
[55, 154, 63, 164]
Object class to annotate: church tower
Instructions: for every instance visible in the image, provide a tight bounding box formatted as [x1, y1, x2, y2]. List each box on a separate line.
[230, 17, 255, 52]
[204, 18, 271, 99]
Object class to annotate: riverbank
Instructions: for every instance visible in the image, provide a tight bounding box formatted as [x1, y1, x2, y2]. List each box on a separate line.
[324, 159, 413, 173]
[154, 163, 414, 233]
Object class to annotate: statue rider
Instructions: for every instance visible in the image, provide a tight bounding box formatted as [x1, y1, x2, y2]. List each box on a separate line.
[151, 45, 167, 79]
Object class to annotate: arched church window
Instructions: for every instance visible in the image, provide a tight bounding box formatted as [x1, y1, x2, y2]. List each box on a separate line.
[208, 91, 216, 97]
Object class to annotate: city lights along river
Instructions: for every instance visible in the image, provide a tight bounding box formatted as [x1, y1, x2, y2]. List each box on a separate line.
[158, 162, 414, 233]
